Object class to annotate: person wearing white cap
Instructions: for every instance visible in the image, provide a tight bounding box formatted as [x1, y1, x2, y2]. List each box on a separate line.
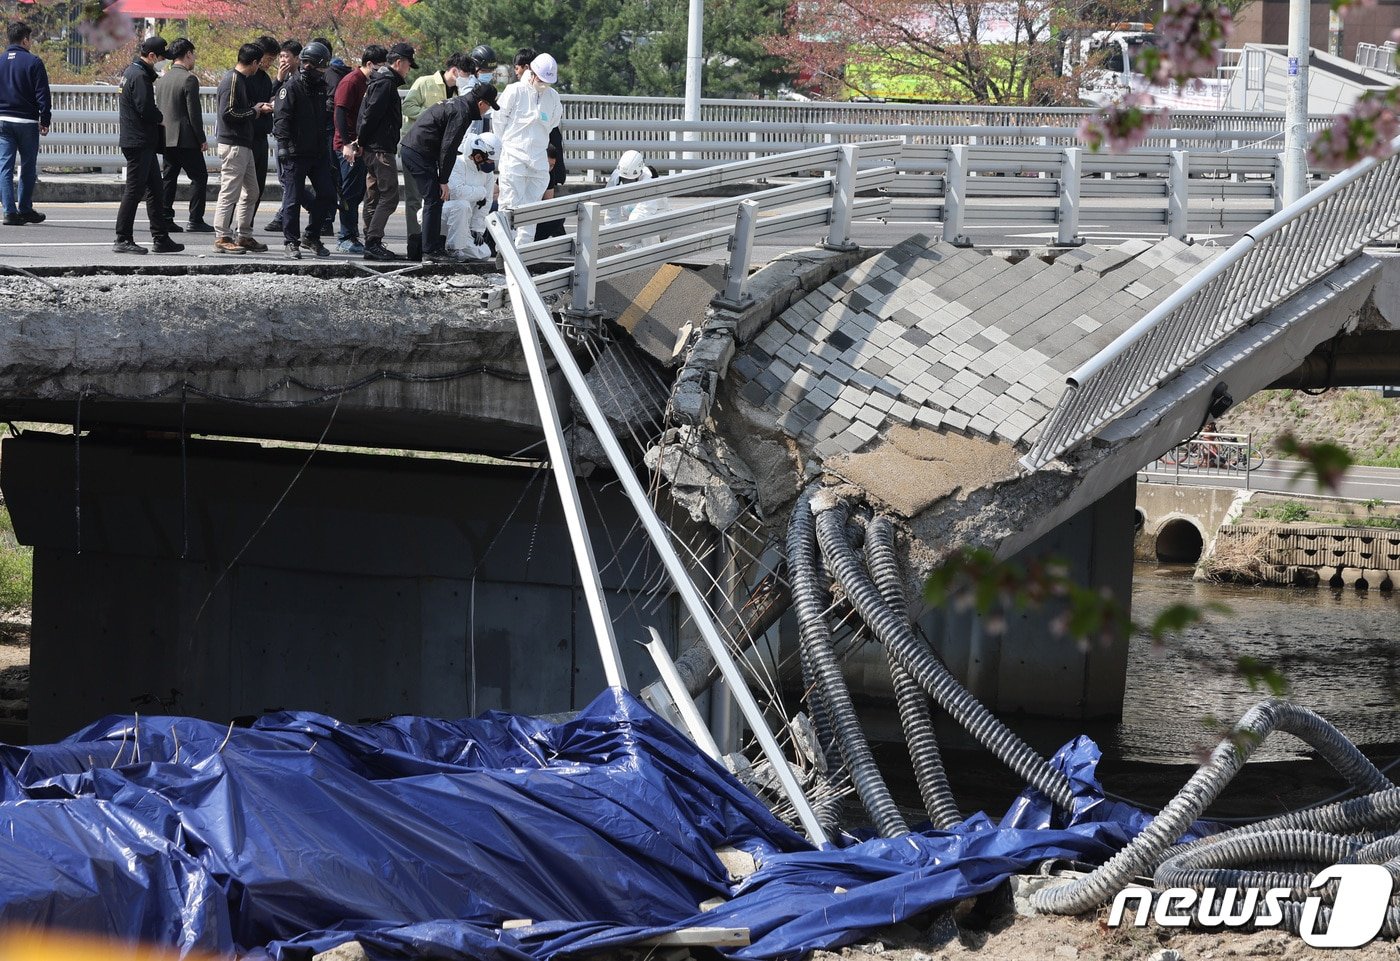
[495, 51, 561, 246]
[603, 149, 669, 250]
[443, 131, 499, 259]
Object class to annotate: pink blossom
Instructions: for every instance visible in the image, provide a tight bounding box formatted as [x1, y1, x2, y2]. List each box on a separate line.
[79, 7, 136, 55]
[1078, 92, 1169, 153]
[1151, 0, 1235, 85]
[1310, 89, 1400, 168]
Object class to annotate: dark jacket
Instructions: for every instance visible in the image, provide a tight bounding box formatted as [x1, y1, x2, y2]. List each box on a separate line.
[355, 66, 404, 154]
[323, 60, 351, 137]
[272, 68, 328, 160]
[215, 68, 256, 148]
[154, 62, 205, 149]
[0, 44, 51, 127]
[249, 68, 273, 139]
[118, 57, 162, 150]
[400, 95, 485, 186]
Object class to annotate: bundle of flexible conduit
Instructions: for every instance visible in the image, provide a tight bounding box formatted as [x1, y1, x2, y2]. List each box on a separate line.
[785, 484, 1075, 837]
[1032, 698, 1400, 936]
[789, 483, 1400, 938]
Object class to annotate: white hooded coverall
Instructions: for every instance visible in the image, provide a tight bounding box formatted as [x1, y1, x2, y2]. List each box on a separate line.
[604, 166, 670, 249]
[443, 154, 495, 258]
[495, 72, 560, 246]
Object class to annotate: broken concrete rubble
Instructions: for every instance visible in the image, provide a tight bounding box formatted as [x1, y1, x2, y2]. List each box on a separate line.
[644, 426, 759, 531]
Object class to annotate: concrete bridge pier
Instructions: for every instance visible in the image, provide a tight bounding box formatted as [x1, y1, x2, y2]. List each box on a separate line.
[2, 430, 696, 743]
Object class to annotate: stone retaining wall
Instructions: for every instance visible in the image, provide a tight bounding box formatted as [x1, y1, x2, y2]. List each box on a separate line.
[1212, 522, 1400, 589]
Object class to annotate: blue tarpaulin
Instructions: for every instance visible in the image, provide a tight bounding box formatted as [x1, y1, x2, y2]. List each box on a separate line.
[0, 690, 1150, 960]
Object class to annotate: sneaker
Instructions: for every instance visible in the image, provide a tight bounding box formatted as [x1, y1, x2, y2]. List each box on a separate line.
[363, 242, 399, 261]
[337, 238, 365, 255]
[214, 237, 246, 254]
[112, 239, 148, 254]
[164, 221, 184, 234]
[185, 220, 216, 233]
[284, 241, 302, 260]
[2, 213, 23, 226]
[424, 250, 457, 264]
[264, 218, 284, 233]
[237, 237, 268, 252]
[19, 210, 44, 224]
[151, 237, 185, 254]
[302, 238, 331, 257]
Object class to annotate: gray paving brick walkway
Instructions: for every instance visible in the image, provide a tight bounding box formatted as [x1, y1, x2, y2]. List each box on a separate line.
[730, 235, 1221, 461]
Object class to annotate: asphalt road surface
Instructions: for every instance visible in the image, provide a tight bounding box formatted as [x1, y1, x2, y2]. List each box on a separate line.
[1140, 460, 1400, 503]
[0, 198, 1240, 270]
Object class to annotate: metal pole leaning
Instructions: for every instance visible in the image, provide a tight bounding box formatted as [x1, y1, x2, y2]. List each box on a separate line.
[1167, 150, 1190, 240]
[498, 225, 628, 692]
[1057, 146, 1083, 247]
[488, 212, 831, 847]
[824, 144, 859, 250]
[718, 198, 759, 307]
[571, 201, 603, 316]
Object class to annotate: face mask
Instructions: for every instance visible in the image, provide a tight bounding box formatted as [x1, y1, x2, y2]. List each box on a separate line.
[455, 76, 472, 93]
[478, 70, 494, 82]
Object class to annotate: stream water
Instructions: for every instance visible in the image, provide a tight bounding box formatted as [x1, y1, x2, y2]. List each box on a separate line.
[1120, 565, 1400, 765]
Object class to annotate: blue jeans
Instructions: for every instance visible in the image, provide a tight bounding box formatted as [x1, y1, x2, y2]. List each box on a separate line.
[0, 120, 40, 215]
[337, 154, 365, 241]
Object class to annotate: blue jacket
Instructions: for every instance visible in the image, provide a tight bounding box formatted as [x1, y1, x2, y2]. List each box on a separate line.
[0, 44, 51, 127]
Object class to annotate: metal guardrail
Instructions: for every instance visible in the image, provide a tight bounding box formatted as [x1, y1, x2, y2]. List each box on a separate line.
[1150, 432, 1262, 489]
[1355, 42, 1398, 76]
[502, 140, 900, 312]
[1023, 135, 1400, 472]
[40, 84, 1330, 174]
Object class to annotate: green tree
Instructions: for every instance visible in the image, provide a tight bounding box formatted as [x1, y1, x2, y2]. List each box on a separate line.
[403, 0, 791, 97]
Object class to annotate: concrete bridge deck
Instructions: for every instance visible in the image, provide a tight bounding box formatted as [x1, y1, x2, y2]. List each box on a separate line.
[0, 222, 1394, 738]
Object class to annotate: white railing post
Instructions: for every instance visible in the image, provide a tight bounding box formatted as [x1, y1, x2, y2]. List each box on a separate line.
[943, 143, 970, 245]
[585, 127, 601, 184]
[824, 144, 859, 250]
[1167, 149, 1190, 240]
[570, 201, 603, 316]
[1057, 146, 1082, 247]
[717, 198, 759, 307]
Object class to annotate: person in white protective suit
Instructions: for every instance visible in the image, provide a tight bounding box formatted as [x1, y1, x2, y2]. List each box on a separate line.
[603, 149, 669, 250]
[494, 52, 560, 247]
[443, 131, 499, 260]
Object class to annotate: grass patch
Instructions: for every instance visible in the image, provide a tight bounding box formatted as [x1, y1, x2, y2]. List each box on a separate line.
[0, 501, 32, 615]
[1253, 502, 1310, 523]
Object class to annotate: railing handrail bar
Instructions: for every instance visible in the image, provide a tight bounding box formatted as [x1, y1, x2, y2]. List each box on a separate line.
[508, 138, 899, 226]
[1066, 136, 1400, 390]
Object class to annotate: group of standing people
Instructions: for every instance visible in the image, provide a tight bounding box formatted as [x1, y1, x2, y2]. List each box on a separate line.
[0, 23, 573, 260]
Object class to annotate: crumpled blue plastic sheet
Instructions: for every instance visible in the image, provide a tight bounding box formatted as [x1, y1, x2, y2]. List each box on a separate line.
[0, 690, 1161, 960]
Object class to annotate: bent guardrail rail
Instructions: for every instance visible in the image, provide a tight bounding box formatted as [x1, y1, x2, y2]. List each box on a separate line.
[502, 140, 901, 312]
[1022, 136, 1400, 472]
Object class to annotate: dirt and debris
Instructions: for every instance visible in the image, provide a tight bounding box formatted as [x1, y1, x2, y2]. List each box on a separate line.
[824, 425, 1022, 518]
[808, 894, 1400, 961]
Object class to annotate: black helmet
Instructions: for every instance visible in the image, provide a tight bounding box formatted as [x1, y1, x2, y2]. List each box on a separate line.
[300, 40, 331, 68]
[469, 44, 498, 69]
